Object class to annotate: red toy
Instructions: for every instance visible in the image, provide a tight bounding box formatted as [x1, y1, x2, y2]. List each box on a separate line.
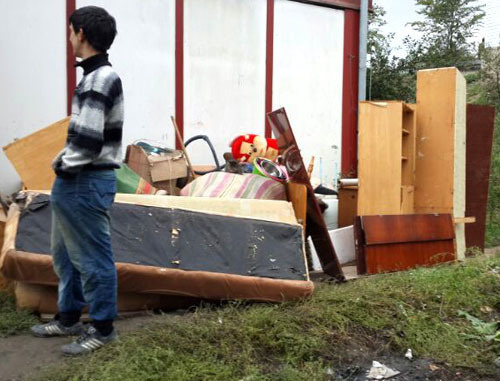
[230, 134, 280, 163]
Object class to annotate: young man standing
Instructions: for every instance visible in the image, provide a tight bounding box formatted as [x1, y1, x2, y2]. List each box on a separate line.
[31, 6, 123, 356]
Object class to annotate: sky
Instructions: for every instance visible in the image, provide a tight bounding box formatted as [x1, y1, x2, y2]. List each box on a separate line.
[376, 0, 500, 58]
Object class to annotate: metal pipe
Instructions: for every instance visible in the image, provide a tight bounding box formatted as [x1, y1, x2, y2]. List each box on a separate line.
[358, 0, 369, 102]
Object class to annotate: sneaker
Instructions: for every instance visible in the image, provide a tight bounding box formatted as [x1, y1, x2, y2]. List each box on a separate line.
[31, 320, 84, 338]
[61, 325, 118, 356]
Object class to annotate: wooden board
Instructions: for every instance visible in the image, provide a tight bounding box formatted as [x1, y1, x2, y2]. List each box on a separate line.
[267, 108, 344, 279]
[415, 69, 456, 213]
[286, 182, 307, 230]
[25, 191, 300, 226]
[465, 105, 495, 250]
[358, 101, 403, 215]
[3, 117, 69, 190]
[355, 214, 456, 275]
[415, 68, 466, 259]
[116, 193, 300, 226]
[362, 214, 455, 244]
[454, 217, 476, 224]
[365, 241, 456, 274]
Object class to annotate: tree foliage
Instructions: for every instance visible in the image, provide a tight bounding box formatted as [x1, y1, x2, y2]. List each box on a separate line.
[367, 5, 415, 102]
[409, 0, 485, 68]
[367, 0, 486, 103]
[479, 46, 500, 107]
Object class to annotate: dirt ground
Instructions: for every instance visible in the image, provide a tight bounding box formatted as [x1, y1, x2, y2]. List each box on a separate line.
[0, 313, 170, 381]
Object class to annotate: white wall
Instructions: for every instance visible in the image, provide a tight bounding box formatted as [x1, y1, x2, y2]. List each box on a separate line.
[0, 0, 67, 194]
[77, 0, 176, 150]
[184, 0, 267, 166]
[273, 0, 344, 188]
[1, 0, 347, 193]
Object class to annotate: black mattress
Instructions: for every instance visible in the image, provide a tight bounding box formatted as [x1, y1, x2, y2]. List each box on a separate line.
[15, 195, 306, 280]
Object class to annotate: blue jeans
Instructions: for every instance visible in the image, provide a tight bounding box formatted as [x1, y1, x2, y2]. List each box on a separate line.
[51, 169, 117, 321]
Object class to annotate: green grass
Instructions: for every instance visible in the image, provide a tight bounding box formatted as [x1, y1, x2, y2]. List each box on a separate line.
[0, 290, 38, 337]
[30, 255, 499, 381]
[485, 114, 500, 247]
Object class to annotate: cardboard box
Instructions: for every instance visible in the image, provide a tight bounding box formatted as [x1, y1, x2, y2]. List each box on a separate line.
[125, 145, 188, 193]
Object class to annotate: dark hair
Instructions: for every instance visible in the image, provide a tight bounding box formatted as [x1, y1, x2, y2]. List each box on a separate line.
[69, 6, 117, 52]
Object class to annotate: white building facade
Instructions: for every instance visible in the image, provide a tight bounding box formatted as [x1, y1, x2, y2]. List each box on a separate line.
[0, 0, 366, 194]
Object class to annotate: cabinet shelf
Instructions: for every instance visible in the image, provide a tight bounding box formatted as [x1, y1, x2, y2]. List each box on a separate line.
[358, 101, 416, 216]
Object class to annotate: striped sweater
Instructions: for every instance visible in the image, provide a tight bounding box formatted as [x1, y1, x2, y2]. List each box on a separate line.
[53, 53, 124, 177]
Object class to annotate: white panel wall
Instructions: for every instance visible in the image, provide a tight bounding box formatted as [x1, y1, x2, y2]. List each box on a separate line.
[184, 0, 267, 166]
[77, 0, 176, 150]
[1, 0, 347, 194]
[273, 0, 344, 188]
[0, 0, 67, 194]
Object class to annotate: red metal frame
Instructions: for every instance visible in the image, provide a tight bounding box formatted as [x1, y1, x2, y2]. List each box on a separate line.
[264, 0, 275, 138]
[65, 0, 362, 163]
[175, 0, 184, 150]
[292, 0, 372, 11]
[66, 0, 76, 116]
[341, 9, 360, 177]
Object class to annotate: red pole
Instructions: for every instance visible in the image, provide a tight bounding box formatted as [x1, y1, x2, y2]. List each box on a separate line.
[175, 0, 184, 150]
[341, 9, 360, 177]
[66, 0, 76, 116]
[264, 0, 275, 138]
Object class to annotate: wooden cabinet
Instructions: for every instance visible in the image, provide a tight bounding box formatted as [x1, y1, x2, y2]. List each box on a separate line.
[357, 101, 416, 216]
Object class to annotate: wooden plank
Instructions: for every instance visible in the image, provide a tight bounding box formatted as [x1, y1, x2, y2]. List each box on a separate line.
[286, 182, 307, 229]
[362, 214, 455, 245]
[115, 193, 300, 226]
[415, 68, 466, 259]
[454, 217, 476, 224]
[267, 108, 344, 279]
[454, 70, 467, 260]
[365, 240, 455, 274]
[414, 68, 465, 215]
[465, 105, 495, 250]
[3, 117, 69, 190]
[359, 213, 456, 274]
[26, 191, 299, 226]
[415, 69, 456, 213]
[358, 101, 402, 215]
